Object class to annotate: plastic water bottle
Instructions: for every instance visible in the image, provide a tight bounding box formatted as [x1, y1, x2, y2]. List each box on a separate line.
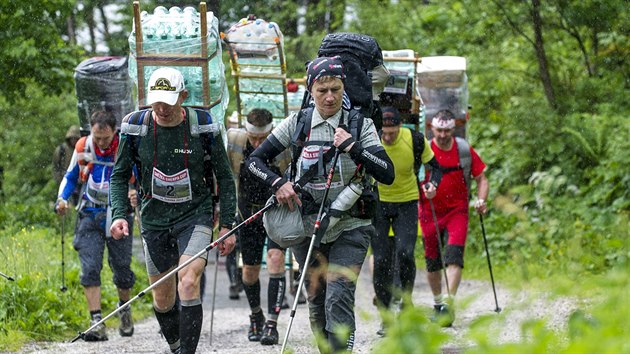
[325, 182, 363, 229]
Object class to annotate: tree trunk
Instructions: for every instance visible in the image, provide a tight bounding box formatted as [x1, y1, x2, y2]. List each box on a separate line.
[66, 14, 76, 45]
[530, 0, 557, 111]
[98, 4, 111, 46]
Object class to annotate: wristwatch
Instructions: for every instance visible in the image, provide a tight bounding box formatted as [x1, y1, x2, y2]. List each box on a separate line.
[220, 223, 233, 230]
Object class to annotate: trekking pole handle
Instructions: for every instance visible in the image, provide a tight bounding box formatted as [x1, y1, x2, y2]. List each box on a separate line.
[70, 200, 277, 343]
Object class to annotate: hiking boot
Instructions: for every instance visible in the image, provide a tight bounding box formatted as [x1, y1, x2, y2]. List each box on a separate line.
[260, 321, 279, 345]
[229, 284, 240, 300]
[118, 302, 134, 337]
[431, 303, 455, 327]
[248, 312, 266, 341]
[83, 317, 108, 342]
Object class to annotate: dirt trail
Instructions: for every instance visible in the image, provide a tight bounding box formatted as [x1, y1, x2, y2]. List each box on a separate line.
[23, 247, 578, 354]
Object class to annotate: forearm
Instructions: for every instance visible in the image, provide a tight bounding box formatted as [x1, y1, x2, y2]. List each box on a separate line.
[110, 139, 133, 220]
[212, 136, 236, 227]
[347, 143, 394, 185]
[245, 137, 285, 187]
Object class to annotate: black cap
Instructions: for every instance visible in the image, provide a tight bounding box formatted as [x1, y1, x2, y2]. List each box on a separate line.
[381, 106, 401, 126]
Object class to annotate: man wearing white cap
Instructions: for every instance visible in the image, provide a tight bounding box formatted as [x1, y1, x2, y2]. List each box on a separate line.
[419, 109, 489, 327]
[109, 67, 236, 354]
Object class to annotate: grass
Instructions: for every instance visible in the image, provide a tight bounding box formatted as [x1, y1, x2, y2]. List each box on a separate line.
[0, 219, 153, 351]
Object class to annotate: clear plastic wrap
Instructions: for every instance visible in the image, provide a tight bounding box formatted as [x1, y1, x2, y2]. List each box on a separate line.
[128, 5, 229, 122]
[417, 56, 469, 138]
[74, 56, 136, 135]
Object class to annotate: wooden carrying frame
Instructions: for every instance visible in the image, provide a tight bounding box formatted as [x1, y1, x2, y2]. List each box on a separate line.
[222, 25, 288, 127]
[132, 1, 221, 110]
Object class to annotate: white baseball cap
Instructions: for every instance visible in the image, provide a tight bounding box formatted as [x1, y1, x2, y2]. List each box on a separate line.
[146, 67, 185, 105]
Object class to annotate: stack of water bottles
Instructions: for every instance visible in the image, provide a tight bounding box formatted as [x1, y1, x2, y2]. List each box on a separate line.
[128, 6, 229, 121]
[223, 17, 286, 123]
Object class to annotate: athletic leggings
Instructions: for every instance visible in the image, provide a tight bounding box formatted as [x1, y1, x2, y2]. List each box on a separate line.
[372, 200, 419, 308]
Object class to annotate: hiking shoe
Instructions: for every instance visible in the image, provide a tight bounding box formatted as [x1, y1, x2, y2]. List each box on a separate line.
[248, 312, 266, 341]
[431, 304, 455, 327]
[229, 284, 240, 300]
[83, 318, 108, 342]
[376, 321, 386, 337]
[260, 321, 279, 345]
[118, 302, 134, 337]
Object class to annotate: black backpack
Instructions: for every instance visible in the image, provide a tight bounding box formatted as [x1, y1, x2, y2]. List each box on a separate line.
[302, 32, 385, 131]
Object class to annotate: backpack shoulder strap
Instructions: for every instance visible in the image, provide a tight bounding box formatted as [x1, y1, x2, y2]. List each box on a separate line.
[227, 128, 248, 177]
[346, 109, 363, 141]
[188, 108, 221, 139]
[290, 108, 312, 181]
[455, 137, 472, 191]
[121, 110, 151, 136]
[411, 129, 425, 178]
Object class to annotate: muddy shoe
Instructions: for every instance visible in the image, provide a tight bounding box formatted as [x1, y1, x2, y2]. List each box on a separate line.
[431, 304, 454, 328]
[83, 317, 108, 342]
[118, 302, 134, 337]
[260, 321, 279, 345]
[248, 311, 265, 341]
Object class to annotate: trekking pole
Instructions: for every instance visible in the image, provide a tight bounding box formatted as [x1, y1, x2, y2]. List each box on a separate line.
[425, 184, 450, 297]
[70, 201, 277, 343]
[479, 214, 501, 313]
[208, 248, 220, 345]
[0, 271, 14, 281]
[281, 149, 341, 354]
[60, 213, 68, 292]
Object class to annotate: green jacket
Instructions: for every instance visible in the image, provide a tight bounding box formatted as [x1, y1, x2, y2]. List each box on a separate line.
[110, 116, 235, 230]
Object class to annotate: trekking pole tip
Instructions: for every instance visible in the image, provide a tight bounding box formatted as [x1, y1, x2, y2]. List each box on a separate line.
[495, 307, 502, 313]
[60, 286, 67, 292]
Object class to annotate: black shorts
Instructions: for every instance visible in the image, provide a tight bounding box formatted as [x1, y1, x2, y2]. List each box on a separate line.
[238, 217, 283, 266]
[142, 213, 213, 275]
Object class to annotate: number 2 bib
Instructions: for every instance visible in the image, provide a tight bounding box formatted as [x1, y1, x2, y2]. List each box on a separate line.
[151, 167, 192, 203]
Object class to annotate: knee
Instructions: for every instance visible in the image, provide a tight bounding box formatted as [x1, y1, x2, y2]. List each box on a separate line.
[177, 272, 199, 298]
[242, 265, 260, 285]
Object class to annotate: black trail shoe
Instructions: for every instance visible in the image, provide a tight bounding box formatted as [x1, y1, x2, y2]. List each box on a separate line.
[260, 320, 279, 345]
[248, 312, 265, 342]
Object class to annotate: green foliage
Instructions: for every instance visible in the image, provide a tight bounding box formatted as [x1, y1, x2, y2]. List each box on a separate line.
[371, 306, 449, 353]
[0, 213, 151, 350]
[0, 1, 83, 103]
[0, 85, 78, 205]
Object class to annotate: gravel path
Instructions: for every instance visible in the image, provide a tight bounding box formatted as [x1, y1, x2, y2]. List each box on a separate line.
[22, 247, 578, 354]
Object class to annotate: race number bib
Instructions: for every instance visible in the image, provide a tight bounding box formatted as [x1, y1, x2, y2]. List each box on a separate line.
[86, 174, 110, 205]
[151, 167, 193, 203]
[299, 145, 343, 190]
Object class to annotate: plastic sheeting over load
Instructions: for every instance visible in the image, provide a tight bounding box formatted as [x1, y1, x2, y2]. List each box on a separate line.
[74, 56, 136, 135]
[128, 5, 229, 122]
[417, 56, 468, 139]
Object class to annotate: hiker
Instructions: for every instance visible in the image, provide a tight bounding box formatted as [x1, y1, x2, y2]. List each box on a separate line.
[419, 110, 489, 327]
[371, 106, 442, 336]
[227, 108, 292, 345]
[53, 125, 81, 204]
[55, 110, 136, 342]
[245, 56, 394, 352]
[109, 67, 236, 354]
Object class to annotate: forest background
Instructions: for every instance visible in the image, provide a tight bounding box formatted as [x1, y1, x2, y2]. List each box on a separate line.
[0, 0, 628, 352]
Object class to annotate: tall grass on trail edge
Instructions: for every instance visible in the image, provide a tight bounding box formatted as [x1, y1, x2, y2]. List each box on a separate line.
[0, 221, 151, 351]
